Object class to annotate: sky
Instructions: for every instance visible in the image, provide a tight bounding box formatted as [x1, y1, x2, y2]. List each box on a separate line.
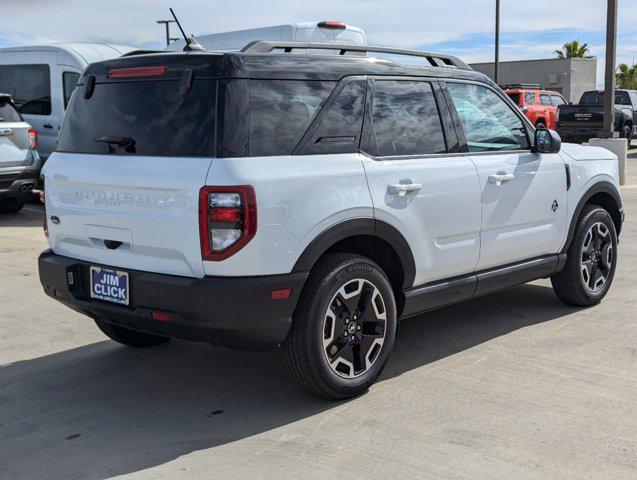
[2, 0, 637, 85]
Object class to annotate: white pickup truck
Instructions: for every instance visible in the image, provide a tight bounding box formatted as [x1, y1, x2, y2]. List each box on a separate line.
[38, 42, 623, 399]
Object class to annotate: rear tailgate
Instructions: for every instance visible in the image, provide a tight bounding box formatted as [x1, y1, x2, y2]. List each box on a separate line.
[44, 153, 212, 277]
[43, 56, 218, 278]
[558, 105, 604, 127]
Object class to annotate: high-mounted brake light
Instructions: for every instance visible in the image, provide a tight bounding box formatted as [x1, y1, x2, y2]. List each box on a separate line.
[28, 128, 38, 150]
[107, 66, 167, 79]
[318, 21, 346, 30]
[199, 186, 257, 261]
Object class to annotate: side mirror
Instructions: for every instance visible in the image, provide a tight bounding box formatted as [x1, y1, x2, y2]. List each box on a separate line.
[534, 128, 561, 154]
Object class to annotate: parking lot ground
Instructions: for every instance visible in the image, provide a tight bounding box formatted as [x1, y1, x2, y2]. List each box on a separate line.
[1, 154, 636, 480]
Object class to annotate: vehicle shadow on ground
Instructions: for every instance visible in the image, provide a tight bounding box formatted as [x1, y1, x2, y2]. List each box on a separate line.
[0, 208, 43, 228]
[0, 283, 578, 479]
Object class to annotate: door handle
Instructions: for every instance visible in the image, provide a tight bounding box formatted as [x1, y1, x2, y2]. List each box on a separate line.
[388, 183, 422, 196]
[488, 172, 515, 185]
[43, 123, 53, 129]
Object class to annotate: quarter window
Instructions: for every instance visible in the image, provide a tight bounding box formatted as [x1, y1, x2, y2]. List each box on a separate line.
[446, 82, 529, 152]
[371, 80, 446, 157]
[63, 72, 81, 109]
[0, 64, 51, 115]
[249, 80, 334, 157]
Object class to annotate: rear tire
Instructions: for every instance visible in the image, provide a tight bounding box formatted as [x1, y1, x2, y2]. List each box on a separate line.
[551, 205, 618, 306]
[623, 125, 632, 148]
[535, 121, 546, 130]
[282, 253, 397, 400]
[94, 319, 171, 347]
[0, 198, 25, 214]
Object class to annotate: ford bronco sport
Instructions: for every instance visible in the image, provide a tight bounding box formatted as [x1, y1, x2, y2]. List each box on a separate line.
[38, 42, 623, 399]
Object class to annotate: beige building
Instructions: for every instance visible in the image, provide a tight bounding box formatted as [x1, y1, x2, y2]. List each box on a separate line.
[470, 57, 597, 103]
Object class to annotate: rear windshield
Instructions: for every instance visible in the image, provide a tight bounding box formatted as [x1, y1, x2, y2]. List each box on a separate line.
[0, 98, 21, 122]
[506, 92, 521, 105]
[579, 91, 630, 106]
[57, 79, 217, 157]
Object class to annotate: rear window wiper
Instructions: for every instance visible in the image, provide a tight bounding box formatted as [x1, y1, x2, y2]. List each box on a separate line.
[93, 136, 136, 153]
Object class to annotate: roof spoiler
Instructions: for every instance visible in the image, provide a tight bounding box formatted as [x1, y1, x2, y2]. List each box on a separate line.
[241, 41, 472, 70]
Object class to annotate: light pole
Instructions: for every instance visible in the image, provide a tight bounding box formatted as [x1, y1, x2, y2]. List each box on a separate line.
[494, 0, 500, 84]
[157, 19, 178, 47]
[601, 0, 618, 138]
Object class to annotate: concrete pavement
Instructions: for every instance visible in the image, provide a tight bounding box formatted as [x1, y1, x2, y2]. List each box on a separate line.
[0, 156, 636, 480]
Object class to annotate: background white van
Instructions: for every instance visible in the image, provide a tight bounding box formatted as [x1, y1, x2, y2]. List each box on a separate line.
[165, 21, 367, 52]
[0, 43, 137, 159]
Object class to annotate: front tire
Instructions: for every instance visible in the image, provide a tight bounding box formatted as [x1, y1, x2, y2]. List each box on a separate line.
[94, 319, 171, 347]
[551, 205, 618, 306]
[283, 254, 397, 400]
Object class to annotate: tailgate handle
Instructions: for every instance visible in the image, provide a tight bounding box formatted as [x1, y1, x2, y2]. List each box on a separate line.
[104, 239, 123, 250]
[0, 128, 12, 136]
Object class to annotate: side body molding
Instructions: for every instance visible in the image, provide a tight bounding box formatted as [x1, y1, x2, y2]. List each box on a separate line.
[292, 218, 416, 289]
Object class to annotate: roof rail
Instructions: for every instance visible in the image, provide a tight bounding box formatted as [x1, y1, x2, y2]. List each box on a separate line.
[500, 83, 543, 91]
[241, 41, 472, 70]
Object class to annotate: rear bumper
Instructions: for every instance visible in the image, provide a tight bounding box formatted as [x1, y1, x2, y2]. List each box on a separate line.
[556, 126, 603, 144]
[38, 250, 308, 351]
[0, 153, 41, 200]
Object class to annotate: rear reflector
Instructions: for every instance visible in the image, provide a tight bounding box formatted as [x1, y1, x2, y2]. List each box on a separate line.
[108, 66, 167, 79]
[318, 21, 346, 30]
[151, 311, 171, 322]
[271, 288, 292, 300]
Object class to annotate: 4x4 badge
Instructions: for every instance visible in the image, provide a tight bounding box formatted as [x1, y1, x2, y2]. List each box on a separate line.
[551, 200, 559, 212]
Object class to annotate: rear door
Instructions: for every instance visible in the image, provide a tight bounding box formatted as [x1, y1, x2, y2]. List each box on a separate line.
[361, 78, 482, 286]
[43, 71, 218, 278]
[444, 81, 567, 271]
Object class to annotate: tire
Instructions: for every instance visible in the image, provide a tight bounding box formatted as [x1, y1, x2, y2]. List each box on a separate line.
[94, 319, 171, 347]
[0, 198, 25, 214]
[536, 121, 546, 130]
[623, 125, 632, 148]
[282, 253, 397, 400]
[551, 205, 618, 306]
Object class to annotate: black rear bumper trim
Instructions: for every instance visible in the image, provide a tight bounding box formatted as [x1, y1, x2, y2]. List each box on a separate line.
[38, 250, 308, 351]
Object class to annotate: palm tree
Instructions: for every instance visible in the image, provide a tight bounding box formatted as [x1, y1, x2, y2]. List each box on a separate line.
[554, 40, 593, 59]
[616, 63, 637, 89]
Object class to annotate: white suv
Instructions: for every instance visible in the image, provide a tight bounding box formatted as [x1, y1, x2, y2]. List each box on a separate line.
[39, 43, 624, 399]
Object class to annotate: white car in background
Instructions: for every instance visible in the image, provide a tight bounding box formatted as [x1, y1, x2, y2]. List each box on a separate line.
[0, 43, 138, 160]
[165, 21, 366, 52]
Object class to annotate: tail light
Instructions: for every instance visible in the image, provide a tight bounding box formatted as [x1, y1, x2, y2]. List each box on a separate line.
[199, 186, 257, 261]
[28, 128, 38, 150]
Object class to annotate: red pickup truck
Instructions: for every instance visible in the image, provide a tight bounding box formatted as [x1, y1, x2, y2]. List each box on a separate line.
[503, 84, 567, 130]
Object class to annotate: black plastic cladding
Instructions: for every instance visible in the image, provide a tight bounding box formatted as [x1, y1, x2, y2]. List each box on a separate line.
[78, 50, 491, 85]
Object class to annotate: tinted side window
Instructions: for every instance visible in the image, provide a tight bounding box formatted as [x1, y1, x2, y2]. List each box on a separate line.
[525, 92, 536, 105]
[0, 64, 51, 116]
[447, 82, 529, 152]
[506, 92, 521, 105]
[616, 91, 630, 105]
[551, 95, 566, 107]
[300, 80, 366, 155]
[371, 80, 446, 157]
[249, 80, 334, 157]
[63, 72, 80, 109]
[540, 93, 552, 106]
[0, 97, 21, 122]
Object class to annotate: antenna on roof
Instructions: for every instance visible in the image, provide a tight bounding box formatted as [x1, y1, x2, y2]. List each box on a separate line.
[169, 8, 204, 51]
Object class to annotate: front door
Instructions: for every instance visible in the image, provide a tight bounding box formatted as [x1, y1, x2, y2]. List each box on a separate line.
[445, 81, 568, 271]
[361, 78, 482, 287]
